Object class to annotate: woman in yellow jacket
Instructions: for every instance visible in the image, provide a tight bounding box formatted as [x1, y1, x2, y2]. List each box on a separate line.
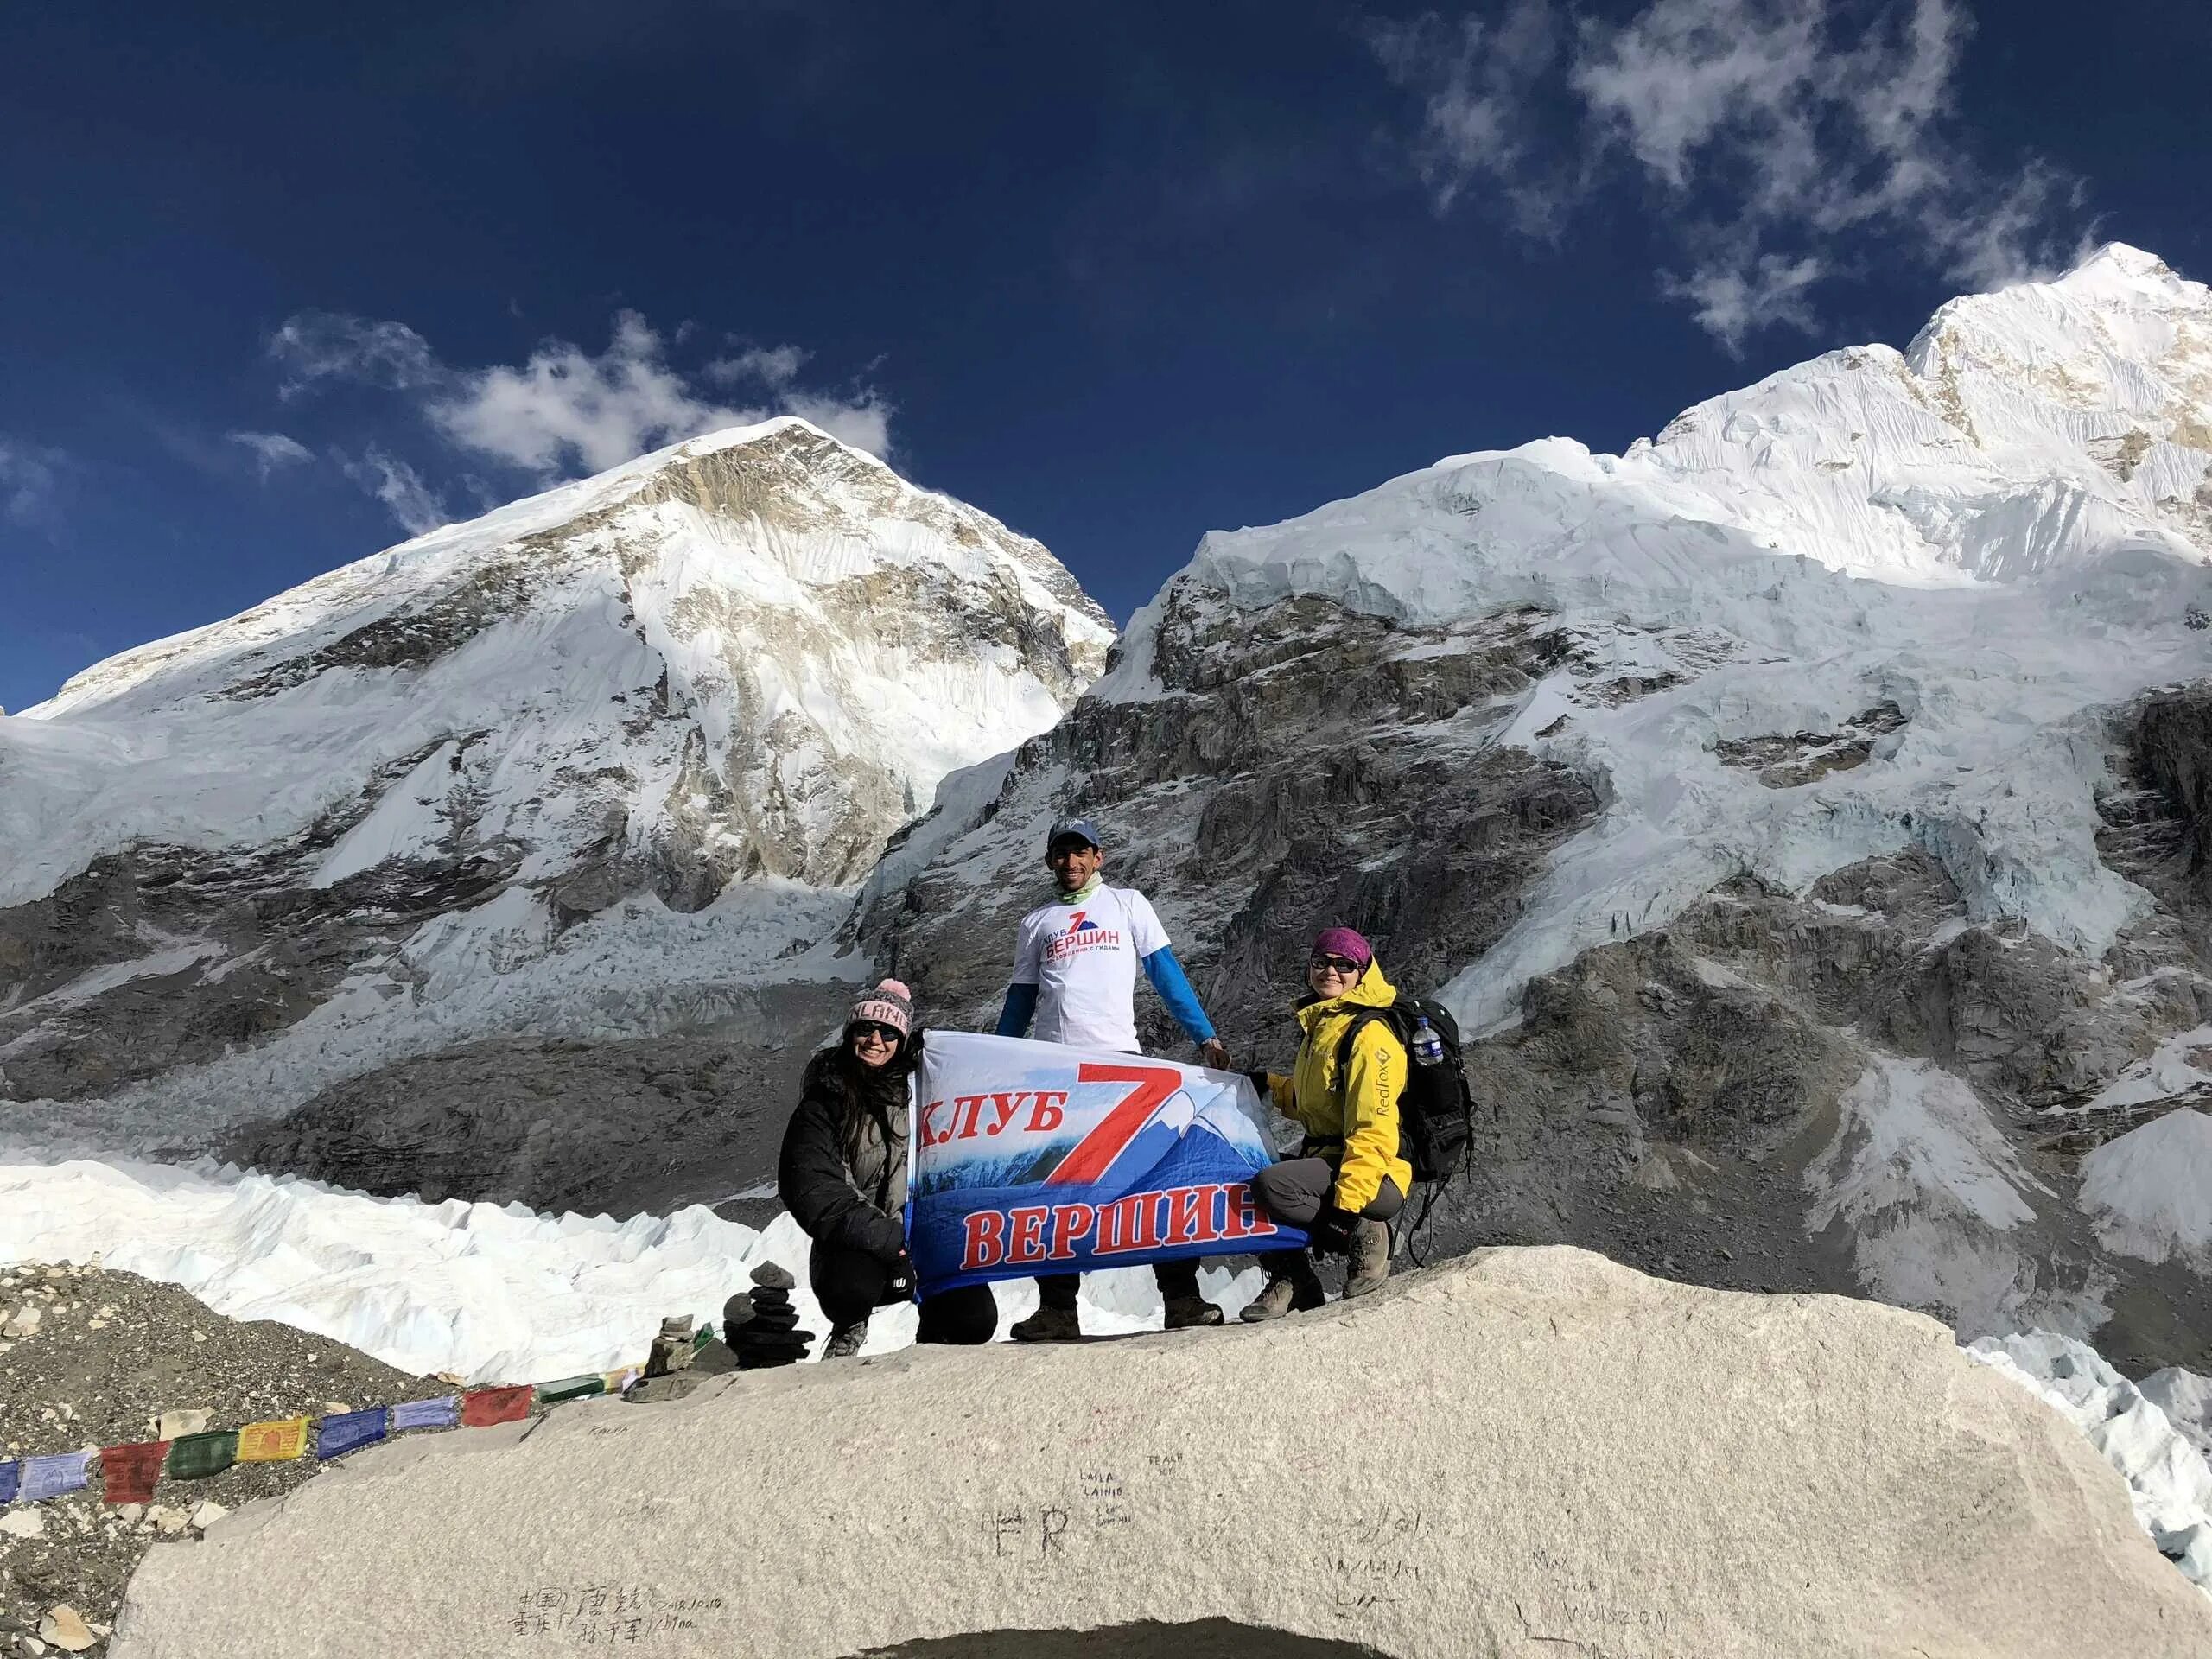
[1241, 927, 1415, 1322]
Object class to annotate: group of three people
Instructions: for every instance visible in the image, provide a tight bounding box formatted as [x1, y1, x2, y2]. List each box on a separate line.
[776, 816, 1415, 1357]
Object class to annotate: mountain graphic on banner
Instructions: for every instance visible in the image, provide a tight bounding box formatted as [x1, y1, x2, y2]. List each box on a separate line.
[1121, 1108, 1262, 1198]
[1082, 1085, 1200, 1194]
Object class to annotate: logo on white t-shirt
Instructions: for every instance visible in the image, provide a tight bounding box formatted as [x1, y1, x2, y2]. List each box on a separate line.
[1044, 910, 1122, 962]
[1014, 885, 1170, 1052]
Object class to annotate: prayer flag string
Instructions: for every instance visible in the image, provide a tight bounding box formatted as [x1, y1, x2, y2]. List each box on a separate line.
[0, 1311, 721, 1510]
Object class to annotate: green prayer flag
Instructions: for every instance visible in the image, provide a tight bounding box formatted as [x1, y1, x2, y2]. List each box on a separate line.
[166, 1429, 238, 1481]
[693, 1322, 715, 1351]
[534, 1374, 606, 1404]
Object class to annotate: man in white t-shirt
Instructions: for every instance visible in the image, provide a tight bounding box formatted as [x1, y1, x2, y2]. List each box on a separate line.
[995, 817, 1231, 1339]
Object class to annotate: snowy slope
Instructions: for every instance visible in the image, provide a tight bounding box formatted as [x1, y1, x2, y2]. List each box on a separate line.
[0, 418, 1112, 1171]
[2079, 1109, 2212, 1266]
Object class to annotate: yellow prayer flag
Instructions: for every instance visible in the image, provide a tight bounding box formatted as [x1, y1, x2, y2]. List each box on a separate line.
[236, 1417, 310, 1462]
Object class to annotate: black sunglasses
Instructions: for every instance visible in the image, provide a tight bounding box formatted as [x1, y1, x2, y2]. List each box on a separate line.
[851, 1022, 904, 1045]
[1309, 954, 1363, 975]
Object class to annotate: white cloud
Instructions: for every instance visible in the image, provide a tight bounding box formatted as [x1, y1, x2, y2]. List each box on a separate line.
[270, 312, 440, 397]
[705, 344, 809, 387]
[428, 310, 751, 475]
[272, 310, 893, 483]
[1661, 251, 1825, 350]
[226, 429, 314, 480]
[1370, 0, 2085, 352]
[0, 437, 67, 528]
[337, 446, 448, 536]
[1941, 159, 2086, 291]
[1365, 3, 1567, 229]
[1571, 0, 1830, 197]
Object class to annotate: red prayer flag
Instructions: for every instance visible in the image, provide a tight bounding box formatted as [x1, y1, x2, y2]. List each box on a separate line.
[101, 1440, 171, 1505]
[460, 1384, 534, 1427]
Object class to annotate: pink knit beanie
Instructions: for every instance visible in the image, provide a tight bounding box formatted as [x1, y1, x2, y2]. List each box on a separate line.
[850, 978, 916, 1038]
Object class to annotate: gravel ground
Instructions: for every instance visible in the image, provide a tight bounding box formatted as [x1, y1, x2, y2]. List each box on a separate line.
[0, 1261, 457, 1656]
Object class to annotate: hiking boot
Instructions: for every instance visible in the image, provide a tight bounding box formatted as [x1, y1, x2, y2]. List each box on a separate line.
[1160, 1293, 1224, 1330]
[1240, 1253, 1326, 1322]
[1343, 1219, 1393, 1299]
[822, 1321, 868, 1361]
[1009, 1301, 1083, 1343]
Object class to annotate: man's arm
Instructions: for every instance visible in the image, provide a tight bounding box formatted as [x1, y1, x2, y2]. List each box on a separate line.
[998, 913, 1043, 1037]
[1141, 945, 1229, 1066]
[995, 982, 1039, 1038]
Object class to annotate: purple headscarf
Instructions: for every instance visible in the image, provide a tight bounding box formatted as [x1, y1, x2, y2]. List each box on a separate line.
[1311, 926, 1373, 969]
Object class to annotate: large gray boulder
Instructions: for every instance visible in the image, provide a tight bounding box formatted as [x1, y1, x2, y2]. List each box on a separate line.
[112, 1249, 2212, 1658]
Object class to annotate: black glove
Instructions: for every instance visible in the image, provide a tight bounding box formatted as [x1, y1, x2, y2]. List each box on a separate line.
[1305, 1206, 1357, 1255]
[884, 1250, 917, 1303]
[1243, 1069, 1273, 1096]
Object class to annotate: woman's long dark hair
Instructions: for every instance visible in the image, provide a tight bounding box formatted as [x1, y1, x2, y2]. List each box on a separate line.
[830, 1022, 924, 1168]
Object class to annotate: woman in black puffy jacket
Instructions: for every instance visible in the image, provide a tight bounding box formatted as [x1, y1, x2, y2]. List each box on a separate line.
[777, 979, 999, 1357]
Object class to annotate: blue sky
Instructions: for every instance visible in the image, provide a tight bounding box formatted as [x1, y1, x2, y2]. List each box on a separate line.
[3, 0, 2208, 713]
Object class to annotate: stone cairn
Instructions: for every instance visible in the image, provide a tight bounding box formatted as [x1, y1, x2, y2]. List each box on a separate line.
[720, 1262, 816, 1370]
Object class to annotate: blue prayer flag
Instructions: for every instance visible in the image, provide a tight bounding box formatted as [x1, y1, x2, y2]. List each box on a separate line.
[22, 1452, 91, 1503]
[0, 1460, 18, 1504]
[315, 1408, 389, 1460]
[391, 1396, 458, 1432]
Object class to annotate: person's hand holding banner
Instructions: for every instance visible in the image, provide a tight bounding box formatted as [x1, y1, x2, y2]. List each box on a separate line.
[906, 1031, 1305, 1295]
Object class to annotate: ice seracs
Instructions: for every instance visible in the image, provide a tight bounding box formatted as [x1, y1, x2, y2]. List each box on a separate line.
[1971, 1329, 2212, 1595]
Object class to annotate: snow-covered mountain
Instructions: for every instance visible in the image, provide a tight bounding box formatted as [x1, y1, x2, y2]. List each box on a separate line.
[861, 244, 2212, 1372]
[0, 417, 1111, 1208]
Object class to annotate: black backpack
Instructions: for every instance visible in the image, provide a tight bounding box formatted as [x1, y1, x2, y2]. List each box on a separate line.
[1332, 995, 1474, 1185]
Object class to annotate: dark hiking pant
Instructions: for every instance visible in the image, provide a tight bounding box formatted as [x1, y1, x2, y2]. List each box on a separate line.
[809, 1243, 998, 1344]
[1251, 1157, 1406, 1228]
[1035, 1256, 1203, 1313]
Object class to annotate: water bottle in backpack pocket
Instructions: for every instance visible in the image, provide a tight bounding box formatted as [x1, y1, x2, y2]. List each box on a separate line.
[1333, 995, 1474, 1184]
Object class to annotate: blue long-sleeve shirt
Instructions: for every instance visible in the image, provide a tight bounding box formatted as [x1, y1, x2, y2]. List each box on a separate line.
[1141, 945, 1214, 1043]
